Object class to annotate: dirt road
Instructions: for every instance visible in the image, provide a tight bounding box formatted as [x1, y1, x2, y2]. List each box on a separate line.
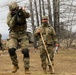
[0, 47, 76, 75]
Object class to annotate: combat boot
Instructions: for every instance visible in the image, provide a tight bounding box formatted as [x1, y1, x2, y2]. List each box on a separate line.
[52, 61, 54, 66]
[43, 68, 47, 74]
[25, 68, 30, 74]
[49, 66, 54, 74]
[12, 65, 19, 73]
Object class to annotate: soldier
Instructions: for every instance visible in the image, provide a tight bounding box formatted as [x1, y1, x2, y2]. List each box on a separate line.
[0, 33, 2, 50]
[7, 2, 30, 74]
[34, 16, 58, 74]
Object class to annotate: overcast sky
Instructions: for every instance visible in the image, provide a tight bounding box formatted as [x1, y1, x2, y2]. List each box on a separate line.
[0, 0, 76, 39]
[0, 0, 9, 39]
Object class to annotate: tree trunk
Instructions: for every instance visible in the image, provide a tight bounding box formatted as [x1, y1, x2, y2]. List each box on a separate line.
[47, 0, 52, 25]
[29, 0, 35, 32]
[29, 0, 37, 48]
[34, 0, 39, 26]
[42, 0, 45, 16]
[53, 0, 60, 40]
[39, 0, 42, 24]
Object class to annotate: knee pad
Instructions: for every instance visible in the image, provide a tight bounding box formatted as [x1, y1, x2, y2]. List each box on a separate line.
[22, 48, 29, 58]
[0, 43, 2, 47]
[8, 48, 16, 56]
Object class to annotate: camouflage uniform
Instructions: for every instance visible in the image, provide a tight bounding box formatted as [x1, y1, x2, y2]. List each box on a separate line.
[34, 16, 57, 73]
[7, 2, 30, 73]
[0, 33, 2, 50]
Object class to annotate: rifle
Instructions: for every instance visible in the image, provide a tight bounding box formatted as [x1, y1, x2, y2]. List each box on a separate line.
[8, 7, 22, 31]
[14, 7, 22, 18]
[40, 32, 54, 73]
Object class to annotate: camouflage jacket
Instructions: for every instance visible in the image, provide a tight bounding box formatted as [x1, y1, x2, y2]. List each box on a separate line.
[7, 9, 30, 32]
[34, 24, 58, 45]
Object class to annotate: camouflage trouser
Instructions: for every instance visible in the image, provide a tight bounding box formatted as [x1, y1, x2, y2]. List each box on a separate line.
[39, 45, 54, 69]
[10, 52, 30, 69]
[7, 32, 30, 69]
[6, 32, 29, 49]
[23, 58, 30, 69]
[10, 54, 18, 66]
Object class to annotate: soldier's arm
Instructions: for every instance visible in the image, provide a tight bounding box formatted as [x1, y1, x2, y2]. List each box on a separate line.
[25, 12, 30, 18]
[22, 8, 30, 18]
[7, 13, 16, 27]
[34, 27, 41, 36]
[51, 27, 58, 44]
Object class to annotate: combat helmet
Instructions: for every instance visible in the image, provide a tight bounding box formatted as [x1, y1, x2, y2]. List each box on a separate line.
[9, 2, 19, 11]
[42, 16, 48, 20]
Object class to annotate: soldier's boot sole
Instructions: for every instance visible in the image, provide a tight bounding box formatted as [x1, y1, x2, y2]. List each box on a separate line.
[43, 69, 47, 74]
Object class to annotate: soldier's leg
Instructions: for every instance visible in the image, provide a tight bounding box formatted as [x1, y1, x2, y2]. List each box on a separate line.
[20, 38, 30, 74]
[47, 46, 54, 74]
[40, 46, 47, 73]
[22, 48, 30, 73]
[8, 38, 19, 73]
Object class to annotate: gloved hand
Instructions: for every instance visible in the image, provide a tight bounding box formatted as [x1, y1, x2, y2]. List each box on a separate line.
[22, 6, 26, 11]
[37, 29, 41, 33]
[54, 43, 59, 54]
[56, 44, 59, 47]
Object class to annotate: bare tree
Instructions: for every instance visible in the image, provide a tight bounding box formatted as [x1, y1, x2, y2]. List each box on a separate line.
[47, 0, 52, 25]
[39, 0, 42, 24]
[42, 0, 45, 16]
[29, 0, 35, 32]
[34, 0, 39, 26]
[53, 0, 60, 40]
[29, 0, 37, 48]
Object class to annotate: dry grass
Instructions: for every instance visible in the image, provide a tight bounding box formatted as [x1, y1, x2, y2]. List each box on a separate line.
[0, 47, 76, 75]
